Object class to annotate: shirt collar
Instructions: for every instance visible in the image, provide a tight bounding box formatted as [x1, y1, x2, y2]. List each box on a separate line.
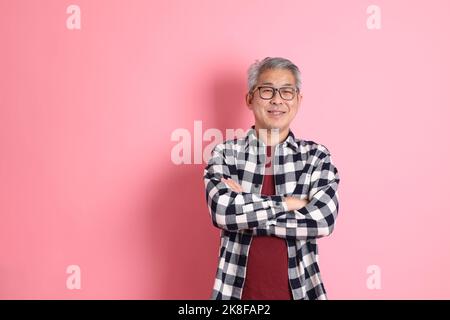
[245, 125, 299, 153]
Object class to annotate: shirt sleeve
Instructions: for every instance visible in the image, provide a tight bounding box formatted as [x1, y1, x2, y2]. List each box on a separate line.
[204, 143, 288, 231]
[252, 149, 340, 241]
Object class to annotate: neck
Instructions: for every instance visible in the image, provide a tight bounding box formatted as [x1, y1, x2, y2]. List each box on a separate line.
[254, 125, 289, 146]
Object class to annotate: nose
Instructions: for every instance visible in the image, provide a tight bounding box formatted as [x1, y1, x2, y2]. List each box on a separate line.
[270, 89, 284, 104]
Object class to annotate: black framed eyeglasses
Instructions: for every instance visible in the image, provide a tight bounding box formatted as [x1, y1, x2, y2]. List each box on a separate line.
[252, 86, 299, 101]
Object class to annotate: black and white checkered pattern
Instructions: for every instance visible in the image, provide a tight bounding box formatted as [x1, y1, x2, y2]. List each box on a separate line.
[203, 125, 340, 300]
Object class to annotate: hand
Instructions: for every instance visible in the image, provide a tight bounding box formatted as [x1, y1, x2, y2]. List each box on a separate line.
[284, 196, 309, 211]
[221, 177, 243, 193]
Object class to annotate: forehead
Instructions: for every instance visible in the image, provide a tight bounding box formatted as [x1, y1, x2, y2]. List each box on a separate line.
[257, 68, 295, 86]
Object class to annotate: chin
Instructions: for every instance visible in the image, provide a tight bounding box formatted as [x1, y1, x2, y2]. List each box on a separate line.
[256, 120, 285, 131]
[267, 121, 285, 129]
[260, 123, 277, 129]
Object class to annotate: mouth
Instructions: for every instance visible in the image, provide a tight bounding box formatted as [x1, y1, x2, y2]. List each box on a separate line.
[267, 110, 286, 117]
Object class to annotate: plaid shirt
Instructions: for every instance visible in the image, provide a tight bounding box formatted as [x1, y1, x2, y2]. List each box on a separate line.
[203, 125, 340, 300]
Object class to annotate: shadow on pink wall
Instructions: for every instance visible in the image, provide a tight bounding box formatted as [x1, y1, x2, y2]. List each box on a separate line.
[145, 66, 251, 299]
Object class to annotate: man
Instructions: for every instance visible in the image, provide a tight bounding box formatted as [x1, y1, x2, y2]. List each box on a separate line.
[203, 57, 340, 300]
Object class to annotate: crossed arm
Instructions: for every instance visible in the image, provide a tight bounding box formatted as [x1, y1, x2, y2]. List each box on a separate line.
[221, 177, 309, 211]
[203, 144, 340, 241]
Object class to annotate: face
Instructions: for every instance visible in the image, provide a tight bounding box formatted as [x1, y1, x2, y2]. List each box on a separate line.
[246, 68, 302, 137]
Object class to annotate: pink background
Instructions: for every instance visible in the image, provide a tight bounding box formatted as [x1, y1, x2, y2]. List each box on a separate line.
[1, 0, 450, 299]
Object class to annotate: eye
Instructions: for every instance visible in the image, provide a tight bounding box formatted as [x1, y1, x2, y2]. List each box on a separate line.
[280, 88, 295, 94]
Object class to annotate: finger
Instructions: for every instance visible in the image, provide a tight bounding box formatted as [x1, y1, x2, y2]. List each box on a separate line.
[221, 178, 230, 187]
[222, 178, 243, 192]
[225, 179, 238, 190]
[229, 180, 240, 190]
[229, 179, 243, 192]
[222, 178, 238, 191]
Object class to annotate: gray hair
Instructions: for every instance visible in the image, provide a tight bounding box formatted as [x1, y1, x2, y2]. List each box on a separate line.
[247, 57, 301, 93]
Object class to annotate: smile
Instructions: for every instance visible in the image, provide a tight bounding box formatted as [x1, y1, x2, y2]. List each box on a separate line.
[267, 110, 286, 117]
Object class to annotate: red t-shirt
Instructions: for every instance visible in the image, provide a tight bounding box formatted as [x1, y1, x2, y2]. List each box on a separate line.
[241, 145, 293, 300]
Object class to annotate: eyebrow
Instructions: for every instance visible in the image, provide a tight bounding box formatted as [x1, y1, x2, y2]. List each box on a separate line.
[260, 82, 294, 86]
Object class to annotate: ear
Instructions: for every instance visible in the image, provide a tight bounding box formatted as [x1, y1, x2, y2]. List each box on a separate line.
[245, 92, 253, 109]
[297, 93, 303, 104]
